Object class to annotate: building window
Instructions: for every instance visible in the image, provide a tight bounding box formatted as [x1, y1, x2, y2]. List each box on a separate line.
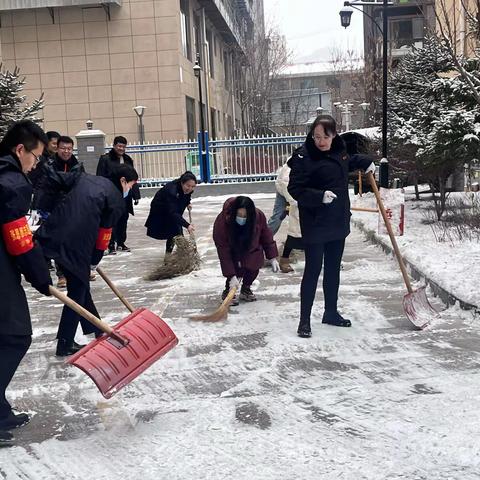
[223, 50, 230, 88]
[210, 107, 217, 139]
[281, 101, 290, 114]
[206, 29, 215, 78]
[193, 14, 202, 64]
[185, 96, 196, 140]
[390, 16, 424, 49]
[180, 0, 191, 61]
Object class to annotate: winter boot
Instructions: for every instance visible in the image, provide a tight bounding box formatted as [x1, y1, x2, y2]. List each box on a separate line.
[239, 286, 257, 302]
[0, 411, 30, 430]
[297, 319, 312, 338]
[322, 311, 352, 328]
[117, 244, 131, 252]
[56, 339, 84, 357]
[279, 257, 294, 273]
[222, 287, 239, 306]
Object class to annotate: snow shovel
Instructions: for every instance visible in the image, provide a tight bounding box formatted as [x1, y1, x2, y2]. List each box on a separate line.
[49, 285, 178, 399]
[367, 172, 438, 329]
[190, 286, 239, 322]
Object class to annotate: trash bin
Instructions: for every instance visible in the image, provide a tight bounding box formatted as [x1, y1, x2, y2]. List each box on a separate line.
[185, 151, 215, 179]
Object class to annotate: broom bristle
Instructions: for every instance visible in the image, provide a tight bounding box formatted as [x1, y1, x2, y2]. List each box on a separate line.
[189, 287, 237, 322]
[144, 235, 201, 281]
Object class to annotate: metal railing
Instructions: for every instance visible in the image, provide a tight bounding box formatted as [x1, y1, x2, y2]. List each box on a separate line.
[114, 133, 305, 186]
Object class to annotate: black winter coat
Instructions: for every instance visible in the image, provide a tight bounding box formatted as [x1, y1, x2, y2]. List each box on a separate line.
[0, 154, 51, 335]
[288, 135, 372, 244]
[33, 153, 83, 212]
[145, 180, 191, 240]
[97, 149, 141, 215]
[36, 172, 125, 284]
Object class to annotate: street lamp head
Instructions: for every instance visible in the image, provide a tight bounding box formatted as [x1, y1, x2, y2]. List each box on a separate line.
[339, 6, 353, 28]
[193, 61, 201, 78]
[133, 105, 146, 117]
[359, 102, 370, 111]
[316, 106, 324, 115]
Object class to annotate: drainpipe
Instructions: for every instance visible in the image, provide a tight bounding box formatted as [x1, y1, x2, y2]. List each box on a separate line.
[201, 8, 211, 136]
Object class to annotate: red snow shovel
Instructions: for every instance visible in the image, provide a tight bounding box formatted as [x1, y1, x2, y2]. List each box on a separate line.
[367, 172, 439, 329]
[49, 274, 178, 399]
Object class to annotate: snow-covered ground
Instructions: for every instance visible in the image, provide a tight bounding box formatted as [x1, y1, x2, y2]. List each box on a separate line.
[1, 193, 479, 479]
[351, 188, 480, 309]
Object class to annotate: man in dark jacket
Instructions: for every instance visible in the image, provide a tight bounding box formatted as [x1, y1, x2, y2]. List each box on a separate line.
[28, 130, 60, 191]
[96, 136, 140, 254]
[0, 121, 52, 439]
[35, 164, 136, 356]
[34, 136, 82, 288]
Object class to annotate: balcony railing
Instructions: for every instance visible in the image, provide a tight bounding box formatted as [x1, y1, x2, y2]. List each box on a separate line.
[0, 0, 121, 10]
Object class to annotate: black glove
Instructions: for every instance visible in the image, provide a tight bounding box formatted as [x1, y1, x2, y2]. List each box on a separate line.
[134, 199, 139, 205]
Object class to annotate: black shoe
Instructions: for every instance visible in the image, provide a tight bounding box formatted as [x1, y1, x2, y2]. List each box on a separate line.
[239, 286, 257, 302]
[56, 339, 83, 357]
[221, 288, 239, 306]
[0, 412, 30, 430]
[0, 430, 14, 444]
[322, 311, 352, 327]
[73, 341, 86, 349]
[107, 248, 117, 255]
[117, 244, 131, 252]
[297, 320, 312, 338]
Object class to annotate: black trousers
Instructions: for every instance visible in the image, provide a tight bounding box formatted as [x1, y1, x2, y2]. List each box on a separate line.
[110, 211, 129, 248]
[0, 334, 31, 419]
[300, 239, 345, 322]
[56, 268, 102, 342]
[282, 235, 304, 258]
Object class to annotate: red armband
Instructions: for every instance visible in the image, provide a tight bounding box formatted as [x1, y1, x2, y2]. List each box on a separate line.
[95, 227, 112, 250]
[2, 217, 34, 256]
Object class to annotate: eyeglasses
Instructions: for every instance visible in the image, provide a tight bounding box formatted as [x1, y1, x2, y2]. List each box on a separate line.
[58, 146, 73, 152]
[27, 150, 40, 165]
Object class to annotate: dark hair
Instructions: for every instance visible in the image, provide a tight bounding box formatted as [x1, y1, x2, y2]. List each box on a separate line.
[57, 135, 74, 146]
[0, 120, 48, 155]
[179, 170, 197, 184]
[46, 131, 61, 141]
[228, 196, 256, 254]
[113, 163, 138, 183]
[308, 114, 337, 138]
[113, 136, 128, 146]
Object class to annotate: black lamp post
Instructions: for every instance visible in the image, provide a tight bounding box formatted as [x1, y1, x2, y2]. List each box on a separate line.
[340, 0, 392, 188]
[193, 54, 208, 183]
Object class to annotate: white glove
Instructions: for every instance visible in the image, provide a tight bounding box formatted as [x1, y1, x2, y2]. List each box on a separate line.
[322, 191, 337, 204]
[270, 258, 280, 273]
[365, 162, 376, 175]
[228, 275, 240, 289]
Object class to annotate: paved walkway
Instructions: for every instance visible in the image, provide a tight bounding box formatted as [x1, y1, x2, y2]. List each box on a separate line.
[1, 194, 479, 479]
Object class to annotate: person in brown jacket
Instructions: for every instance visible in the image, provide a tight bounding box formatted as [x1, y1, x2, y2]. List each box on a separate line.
[213, 196, 279, 305]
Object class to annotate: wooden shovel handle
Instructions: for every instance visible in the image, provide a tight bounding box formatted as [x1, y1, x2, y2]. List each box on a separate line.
[96, 267, 135, 313]
[367, 172, 413, 293]
[49, 285, 114, 335]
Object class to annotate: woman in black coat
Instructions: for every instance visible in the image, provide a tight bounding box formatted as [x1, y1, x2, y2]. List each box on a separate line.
[145, 171, 197, 255]
[288, 115, 375, 338]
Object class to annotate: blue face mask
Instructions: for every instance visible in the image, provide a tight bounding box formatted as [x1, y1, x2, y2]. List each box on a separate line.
[123, 189, 130, 199]
[236, 216, 247, 226]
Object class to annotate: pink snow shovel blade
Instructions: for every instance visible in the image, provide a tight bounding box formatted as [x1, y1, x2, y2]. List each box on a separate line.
[50, 285, 178, 398]
[367, 172, 439, 329]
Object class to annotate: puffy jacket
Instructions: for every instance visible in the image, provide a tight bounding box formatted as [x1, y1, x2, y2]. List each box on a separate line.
[288, 134, 372, 244]
[275, 162, 301, 239]
[213, 197, 278, 277]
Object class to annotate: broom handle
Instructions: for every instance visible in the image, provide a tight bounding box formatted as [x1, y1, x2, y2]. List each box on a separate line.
[96, 267, 135, 313]
[358, 170, 363, 197]
[367, 172, 413, 293]
[351, 206, 378, 213]
[49, 286, 115, 335]
[188, 208, 195, 241]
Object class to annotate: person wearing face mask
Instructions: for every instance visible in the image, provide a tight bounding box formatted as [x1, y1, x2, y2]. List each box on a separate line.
[288, 115, 375, 338]
[213, 196, 279, 305]
[0, 121, 53, 440]
[35, 164, 134, 356]
[145, 171, 197, 259]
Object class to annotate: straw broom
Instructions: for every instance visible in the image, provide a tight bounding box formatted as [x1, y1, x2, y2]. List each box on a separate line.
[144, 210, 201, 281]
[190, 287, 238, 322]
